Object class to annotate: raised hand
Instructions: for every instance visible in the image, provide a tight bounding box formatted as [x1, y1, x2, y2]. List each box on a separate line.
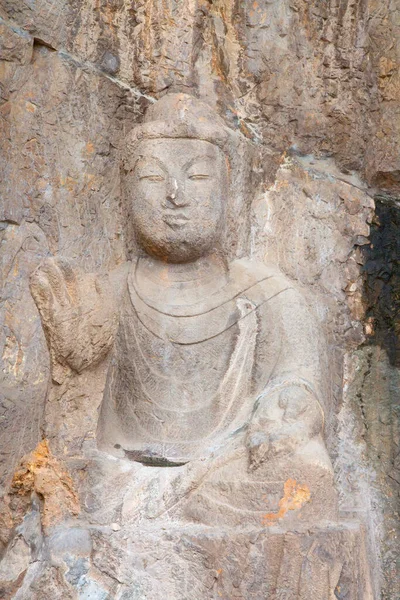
[30, 257, 118, 380]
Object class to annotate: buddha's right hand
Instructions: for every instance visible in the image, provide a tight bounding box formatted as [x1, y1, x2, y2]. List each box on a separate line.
[30, 257, 118, 379]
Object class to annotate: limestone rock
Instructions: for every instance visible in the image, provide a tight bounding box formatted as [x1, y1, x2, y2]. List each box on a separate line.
[0, 1, 399, 598]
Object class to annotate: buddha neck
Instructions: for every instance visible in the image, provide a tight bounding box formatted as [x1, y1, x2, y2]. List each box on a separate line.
[134, 253, 229, 307]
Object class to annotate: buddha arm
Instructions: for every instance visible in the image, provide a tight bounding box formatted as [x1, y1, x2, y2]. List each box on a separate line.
[30, 258, 128, 380]
[247, 286, 325, 467]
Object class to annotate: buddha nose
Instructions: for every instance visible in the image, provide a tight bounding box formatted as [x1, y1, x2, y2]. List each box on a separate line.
[166, 178, 187, 207]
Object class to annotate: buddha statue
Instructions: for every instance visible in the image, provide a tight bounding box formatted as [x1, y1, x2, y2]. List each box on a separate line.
[30, 94, 337, 527]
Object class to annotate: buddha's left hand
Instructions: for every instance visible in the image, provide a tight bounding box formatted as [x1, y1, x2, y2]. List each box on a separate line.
[246, 385, 323, 471]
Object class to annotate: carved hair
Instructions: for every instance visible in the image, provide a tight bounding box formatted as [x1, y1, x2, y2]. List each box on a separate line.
[123, 93, 239, 171]
[122, 94, 254, 261]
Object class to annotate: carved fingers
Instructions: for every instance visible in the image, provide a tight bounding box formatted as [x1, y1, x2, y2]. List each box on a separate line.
[30, 257, 119, 377]
[267, 425, 310, 459]
[30, 256, 78, 319]
[247, 385, 324, 470]
[30, 257, 84, 379]
[247, 420, 305, 471]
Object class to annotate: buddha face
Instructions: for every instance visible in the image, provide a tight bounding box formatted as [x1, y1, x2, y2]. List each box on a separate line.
[128, 138, 228, 263]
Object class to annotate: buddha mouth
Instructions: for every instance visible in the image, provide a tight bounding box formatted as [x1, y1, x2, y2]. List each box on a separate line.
[163, 212, 190, 229]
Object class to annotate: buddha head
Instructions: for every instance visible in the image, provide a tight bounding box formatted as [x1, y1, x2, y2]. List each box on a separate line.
[123, 94, 237, 263]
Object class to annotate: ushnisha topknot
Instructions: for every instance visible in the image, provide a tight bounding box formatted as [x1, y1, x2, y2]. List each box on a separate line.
[123, 93, 239, 171]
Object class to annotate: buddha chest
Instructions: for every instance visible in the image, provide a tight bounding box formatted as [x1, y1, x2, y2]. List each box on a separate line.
[97, 258, 287, 463]
[99, 287, 258, 463]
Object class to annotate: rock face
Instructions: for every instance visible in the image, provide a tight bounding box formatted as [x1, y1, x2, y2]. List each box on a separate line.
[0, 1, 399, 599]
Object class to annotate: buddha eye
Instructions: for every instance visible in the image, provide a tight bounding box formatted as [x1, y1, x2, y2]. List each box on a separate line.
[139, 174, 165, 182]
[188, 174, 210, 180]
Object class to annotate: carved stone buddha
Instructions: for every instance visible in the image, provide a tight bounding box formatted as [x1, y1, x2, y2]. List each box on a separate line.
[30, 94, 337, 527]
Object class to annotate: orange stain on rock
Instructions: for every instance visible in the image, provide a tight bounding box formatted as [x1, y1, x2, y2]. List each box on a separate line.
[262, 479, 310, 526]
[59, 175, 78, 192]
[25, 101, 36, 113]
[11, 440, 80, 529]
[84, 141, 95, 155]
[275, 179, 290, 190]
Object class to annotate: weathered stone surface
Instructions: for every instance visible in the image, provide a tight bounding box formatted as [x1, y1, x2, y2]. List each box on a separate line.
[6, 91, 368, 598]
[0, 0, 399, 597]
[359, 197, 400, 599]
[0, 520, 373, 599]
[0, 221, 49, 490]
[24, 96, 338, 546]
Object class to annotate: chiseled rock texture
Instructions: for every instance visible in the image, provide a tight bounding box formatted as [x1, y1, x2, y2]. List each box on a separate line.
[0, 0, 399, 598]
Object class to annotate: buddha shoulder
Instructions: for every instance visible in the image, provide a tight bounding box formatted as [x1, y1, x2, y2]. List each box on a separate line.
[229, 258, 296, 306]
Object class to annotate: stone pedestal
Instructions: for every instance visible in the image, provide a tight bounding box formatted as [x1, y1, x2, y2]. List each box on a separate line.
[36, 520, 372, 600]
